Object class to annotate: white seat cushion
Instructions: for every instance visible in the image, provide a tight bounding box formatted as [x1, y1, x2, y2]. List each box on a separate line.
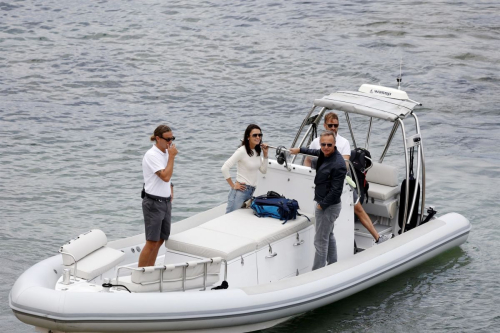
[367, 183, 400, 201]
[366, 163, 399, 186]
[166, 228, 256, 261]
[201, 209, 312, 248]
[363, 198, 398, 219]
[68, 247, 125, 280]
[166, 209, 313, 261]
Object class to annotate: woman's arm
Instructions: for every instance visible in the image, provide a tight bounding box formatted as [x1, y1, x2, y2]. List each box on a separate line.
[221, 148, 246, 189]
[259, 143, 269, 174]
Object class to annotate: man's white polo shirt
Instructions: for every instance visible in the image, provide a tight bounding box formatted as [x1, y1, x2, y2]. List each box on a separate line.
[142, 144, 171, 198]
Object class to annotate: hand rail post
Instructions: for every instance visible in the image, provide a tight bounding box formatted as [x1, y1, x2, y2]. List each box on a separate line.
[345, 159, 361, 205]
[398, 118, 410, 234]
[202, 262, 208, 291]
[59, 251, 77, 283]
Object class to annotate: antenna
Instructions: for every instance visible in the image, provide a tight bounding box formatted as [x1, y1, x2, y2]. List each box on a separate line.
[397, 58, 403, 90]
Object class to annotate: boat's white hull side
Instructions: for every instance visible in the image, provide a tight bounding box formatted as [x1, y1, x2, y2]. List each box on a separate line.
[10, 213, 470, 333]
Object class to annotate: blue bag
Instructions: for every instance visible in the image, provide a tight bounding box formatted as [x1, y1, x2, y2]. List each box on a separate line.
[250, 191, 308, 224]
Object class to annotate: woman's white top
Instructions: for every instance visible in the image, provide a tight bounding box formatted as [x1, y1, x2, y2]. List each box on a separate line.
[221, 146, 268, 187]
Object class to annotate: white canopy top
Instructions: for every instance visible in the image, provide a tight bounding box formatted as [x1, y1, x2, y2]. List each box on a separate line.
[313, 85, 420, 122]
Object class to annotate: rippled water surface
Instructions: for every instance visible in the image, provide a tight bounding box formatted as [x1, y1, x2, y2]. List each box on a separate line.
[1, 1, 499, 332]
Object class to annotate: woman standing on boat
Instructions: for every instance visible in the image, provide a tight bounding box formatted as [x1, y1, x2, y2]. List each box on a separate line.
[221, 124, 269, 214]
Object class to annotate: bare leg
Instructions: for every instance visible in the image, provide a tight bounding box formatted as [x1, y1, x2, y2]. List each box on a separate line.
[354, 202, 380, 241]
[138, 240, 164, 267]
[148, 240, 164, 266]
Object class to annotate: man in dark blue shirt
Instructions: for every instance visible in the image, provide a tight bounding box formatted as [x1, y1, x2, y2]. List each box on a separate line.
[290, 131, 347, 270]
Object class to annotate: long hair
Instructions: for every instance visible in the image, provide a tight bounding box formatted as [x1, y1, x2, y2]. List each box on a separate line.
[150, 125, 172, 141]
[241, 124, 262, 157]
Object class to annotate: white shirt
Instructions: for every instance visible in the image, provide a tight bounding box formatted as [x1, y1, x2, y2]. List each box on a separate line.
[142, 145, 172, 197]
[310, 133, 351, 157]
[221, 146, 268, 187]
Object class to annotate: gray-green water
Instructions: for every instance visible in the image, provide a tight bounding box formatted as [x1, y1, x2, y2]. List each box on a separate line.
[1, 1, 499, 332]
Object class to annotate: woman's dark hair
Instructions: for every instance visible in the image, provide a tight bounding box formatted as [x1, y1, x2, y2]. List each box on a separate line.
[241, 124, 262, 157]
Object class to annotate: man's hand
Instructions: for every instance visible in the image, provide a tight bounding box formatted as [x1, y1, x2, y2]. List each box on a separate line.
[289, 148, 300, 155]
[171, 184, 174, 202]
[317, 204, 322, 210]
[167, 143, 178, 157]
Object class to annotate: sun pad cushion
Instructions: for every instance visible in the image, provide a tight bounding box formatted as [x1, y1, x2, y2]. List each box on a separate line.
[166, 209, 312, 261]
[166, 228, 256, 261]
[68, 247, 125, 280]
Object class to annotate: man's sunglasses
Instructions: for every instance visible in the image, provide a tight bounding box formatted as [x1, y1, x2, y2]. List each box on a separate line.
[160, 136, 176, 142]
[251, 133, 263, 138]
[320, 143, 333, 147]
[327, 123, 339, 129]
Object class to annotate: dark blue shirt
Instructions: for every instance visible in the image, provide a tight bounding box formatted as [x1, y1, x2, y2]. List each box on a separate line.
[300, 147, 347, 210]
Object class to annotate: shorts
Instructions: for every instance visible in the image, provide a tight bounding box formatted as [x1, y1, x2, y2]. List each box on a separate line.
[142, 197, 172, 241]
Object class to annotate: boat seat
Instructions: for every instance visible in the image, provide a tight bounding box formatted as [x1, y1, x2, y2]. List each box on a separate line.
[115, 258, 222, 293]
[364, 163, 400, 218]
[59, 229, 125, 280]
[166, 208, 313, 261]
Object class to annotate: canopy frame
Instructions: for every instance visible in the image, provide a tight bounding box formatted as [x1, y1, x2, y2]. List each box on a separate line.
[290, 86, 426, 231]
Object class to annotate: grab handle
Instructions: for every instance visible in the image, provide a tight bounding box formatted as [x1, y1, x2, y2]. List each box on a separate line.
[293, 233, 304, 246]
[265, 244, 277, 258]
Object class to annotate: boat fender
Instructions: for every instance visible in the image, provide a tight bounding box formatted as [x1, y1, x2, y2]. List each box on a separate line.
[398, 147, 420, 233]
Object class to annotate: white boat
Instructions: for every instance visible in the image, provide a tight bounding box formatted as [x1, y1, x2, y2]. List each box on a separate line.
[9, 83, 471, 333]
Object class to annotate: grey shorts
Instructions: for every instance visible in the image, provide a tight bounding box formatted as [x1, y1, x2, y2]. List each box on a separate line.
[142, 197, 171, 241]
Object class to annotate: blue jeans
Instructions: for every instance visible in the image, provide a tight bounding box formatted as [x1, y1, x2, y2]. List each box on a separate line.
[312, 202, 342, 270]
[225, 185, 256, 214]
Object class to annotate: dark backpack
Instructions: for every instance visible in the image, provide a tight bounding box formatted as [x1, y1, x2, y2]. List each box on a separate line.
[250, 191, 309, 224]
[349, 148, 372, 204]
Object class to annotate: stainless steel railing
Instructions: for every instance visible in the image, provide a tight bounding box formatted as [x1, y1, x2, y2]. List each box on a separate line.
[115, 257, 227, 292]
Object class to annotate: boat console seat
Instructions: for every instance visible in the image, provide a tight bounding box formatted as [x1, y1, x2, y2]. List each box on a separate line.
[363, 163, 400, 219]
[59, 229, 125, 280]
[114, 257, 223, 293]
[166, 208, 313, 261]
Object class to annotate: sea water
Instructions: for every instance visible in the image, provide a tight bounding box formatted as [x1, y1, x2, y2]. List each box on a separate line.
[1, 1, 499, 332]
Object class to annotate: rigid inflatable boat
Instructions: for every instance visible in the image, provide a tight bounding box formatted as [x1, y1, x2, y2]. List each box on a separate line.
[9, 83, 471, 333]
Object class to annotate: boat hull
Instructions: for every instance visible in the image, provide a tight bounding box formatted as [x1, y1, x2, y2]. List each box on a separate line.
[9, 213, 470, 333]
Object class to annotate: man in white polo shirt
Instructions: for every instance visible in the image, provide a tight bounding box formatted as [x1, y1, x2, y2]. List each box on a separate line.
[139, 124, 178, 267]
[305, 112, 390, 244]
